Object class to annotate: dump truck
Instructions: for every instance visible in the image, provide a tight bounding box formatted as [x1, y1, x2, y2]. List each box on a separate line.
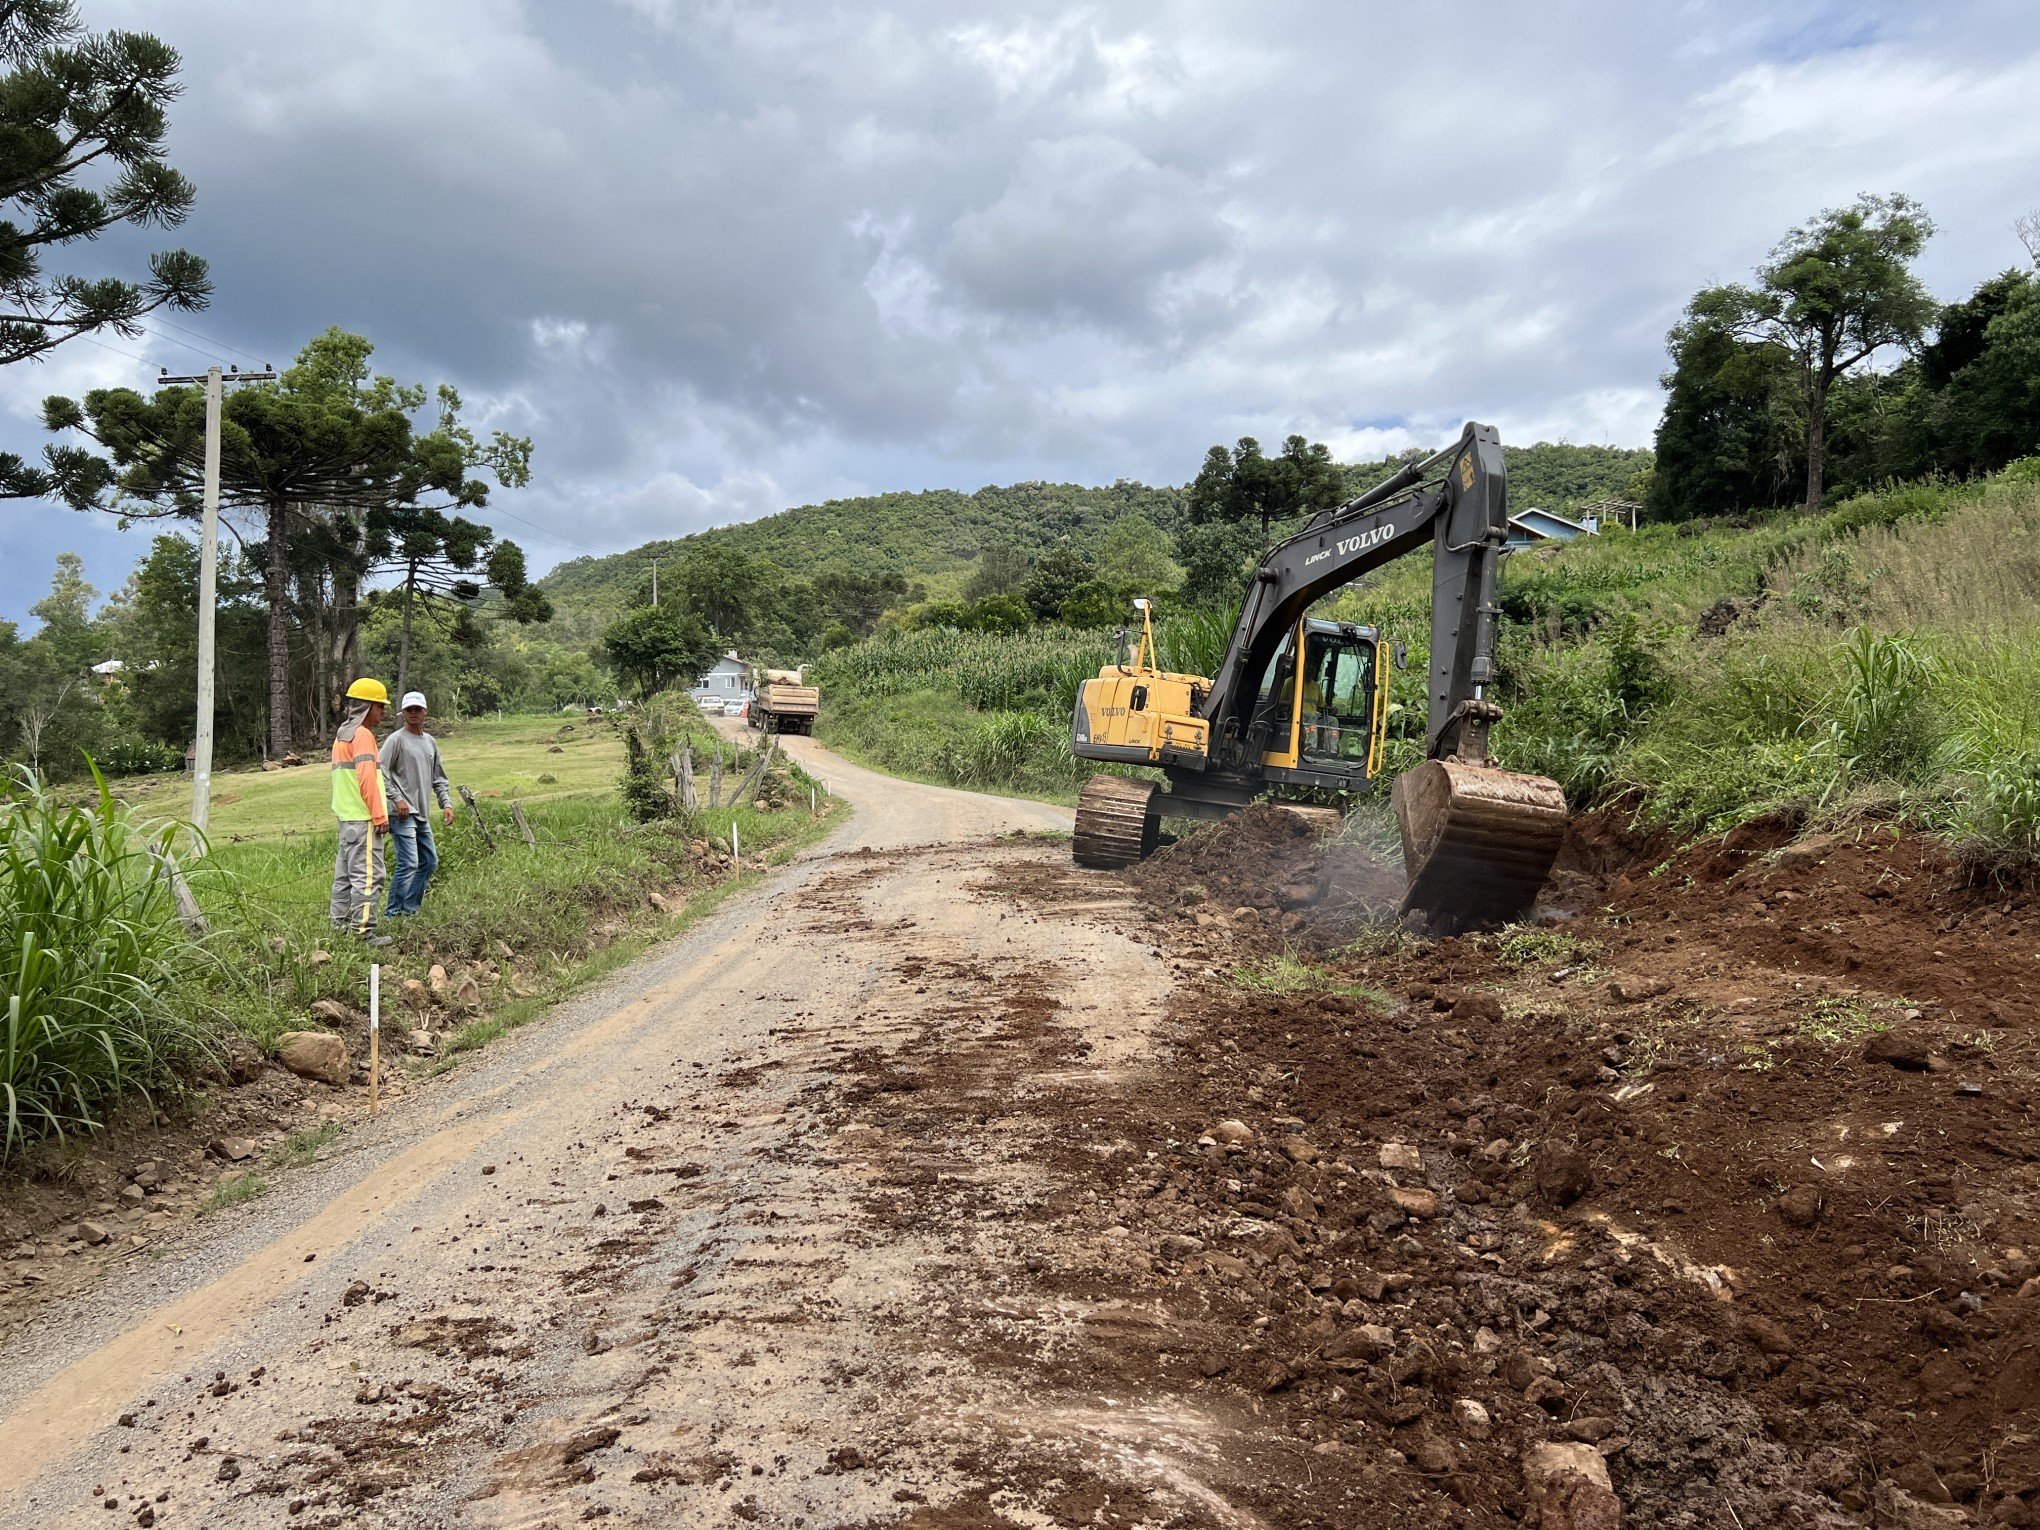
[1068, 421, 1567, 929]
[750, 667, 819, 736]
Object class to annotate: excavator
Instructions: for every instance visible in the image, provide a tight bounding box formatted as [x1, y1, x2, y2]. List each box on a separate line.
[1068, 421, 1567, 927]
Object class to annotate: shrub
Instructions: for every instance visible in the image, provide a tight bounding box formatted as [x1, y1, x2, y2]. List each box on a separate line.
[0, 766, 218, 1158]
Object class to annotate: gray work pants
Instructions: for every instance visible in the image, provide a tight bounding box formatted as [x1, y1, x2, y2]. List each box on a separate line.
[329, 820, 389, 935]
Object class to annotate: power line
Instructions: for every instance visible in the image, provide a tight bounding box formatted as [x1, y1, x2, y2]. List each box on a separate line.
[143, 315, 272, 368]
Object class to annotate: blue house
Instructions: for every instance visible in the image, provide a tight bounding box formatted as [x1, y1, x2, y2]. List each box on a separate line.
[1506, 507, 1599, 547]
[691, 652, 751, 706]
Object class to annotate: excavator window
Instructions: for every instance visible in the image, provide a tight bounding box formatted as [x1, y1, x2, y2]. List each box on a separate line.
[1298, 629, 1376, 762]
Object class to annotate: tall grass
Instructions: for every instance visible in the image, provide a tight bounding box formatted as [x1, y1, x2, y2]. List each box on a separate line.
[1, 766, 217, 1159]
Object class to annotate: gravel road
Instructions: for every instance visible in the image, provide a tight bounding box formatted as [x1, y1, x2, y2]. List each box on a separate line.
[0, 739, 1192, 1528]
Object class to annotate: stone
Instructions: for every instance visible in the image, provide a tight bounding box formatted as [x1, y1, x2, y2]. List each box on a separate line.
[1323, 1323, 1395, 1361]
[1872, 1484, 1971, 1528]
[647, 891, 670, 912]
[1388, 1187, 1439, 1219]
[308, 998, 357, 1026]
[407, 1029, 436, 1056]
[208, 1136, 257, 1163]
[428, 963, 450, 996]
[1277, 1135, 1318, 1164]
[1776, 1184, 1822, 1227]
[1607, 976, 1668, 1004]
[1864, 1029, 1933, 1070]
[1211, 1120, 1255, 1145]
[1741, 1314, 1794, 1356]
[1563, 1416, 1620, 1443]
[1379, 1142, 1423, 1172]
[1523, 1442, 1622, 1530]
[1412, 1437, 1456, 1475]
[1534, 1142, 1594, 1207]
[275, 1031, 350, 1086]
[454, 976, 482, 1011]
[119, 1185, 144, 1204]
[309, 950, 332, 968]
[1453, 1399, 1492, 1440]
[401, 978, 431, 1012]
[78, 1221, 110, 1245]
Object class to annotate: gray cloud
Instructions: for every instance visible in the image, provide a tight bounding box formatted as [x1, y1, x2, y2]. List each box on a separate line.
[3, 0, 2037, 617]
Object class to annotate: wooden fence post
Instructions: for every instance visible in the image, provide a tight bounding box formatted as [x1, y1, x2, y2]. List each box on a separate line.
[709, 742, 723, 809]
[510, 801, 537, 849]
[459, 785, 498, 851]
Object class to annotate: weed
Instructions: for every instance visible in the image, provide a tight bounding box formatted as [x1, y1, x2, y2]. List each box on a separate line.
[0, 765, 220, 1160]
[1231, 951, 1387, 1006]
[1736, 1042, 1777, 1072]
[267, 1122, 342, 1170]
[1495, 926, 1599, 966]
[1796, 996, 1889, 1045]
[201, 1173, 268, 1214]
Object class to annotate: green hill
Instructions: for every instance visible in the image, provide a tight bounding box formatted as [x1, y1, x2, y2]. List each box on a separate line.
[537, 443, 1654, 624]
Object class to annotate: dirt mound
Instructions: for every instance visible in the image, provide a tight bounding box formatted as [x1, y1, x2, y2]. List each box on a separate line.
[972, 811, 2040, 1524]
[1128, 806, 1406, 949]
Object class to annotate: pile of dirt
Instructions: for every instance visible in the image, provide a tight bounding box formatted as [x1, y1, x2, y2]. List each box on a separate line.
[1128, 806, 1405, 951]
[950, 814, 2040, 1526]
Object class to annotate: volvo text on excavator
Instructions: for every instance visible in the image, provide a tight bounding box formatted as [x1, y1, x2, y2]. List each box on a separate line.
[1067, 421, 1567, 927]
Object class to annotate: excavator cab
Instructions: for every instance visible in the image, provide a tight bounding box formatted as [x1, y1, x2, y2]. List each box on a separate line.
[1251, 617, 1388, 775]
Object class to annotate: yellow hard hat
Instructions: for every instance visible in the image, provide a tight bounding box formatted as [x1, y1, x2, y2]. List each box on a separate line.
[345, 678, 390, 704]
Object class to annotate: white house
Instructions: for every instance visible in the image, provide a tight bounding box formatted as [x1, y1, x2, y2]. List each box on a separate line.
[692, 652, 750, 705]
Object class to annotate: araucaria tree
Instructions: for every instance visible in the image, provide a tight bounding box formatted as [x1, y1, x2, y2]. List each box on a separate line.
[46, 328, 538, 756]
[1691, 193, 1936, 510]
[0, 0, 210, 498]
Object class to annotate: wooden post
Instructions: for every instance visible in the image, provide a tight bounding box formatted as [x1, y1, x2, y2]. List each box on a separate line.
[154, 850, 209, 936]
[368, 964, 381, 1117]
[709, 743, 723, 809]
[730, 748, 772, 808]
[510, 801, 537, 849]
[677, 743, 698, 812]
[459, 785, 498, 851]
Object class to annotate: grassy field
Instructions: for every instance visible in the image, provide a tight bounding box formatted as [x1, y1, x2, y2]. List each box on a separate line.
[119, 714, 624, 842]
[2, 710, 843, 1157]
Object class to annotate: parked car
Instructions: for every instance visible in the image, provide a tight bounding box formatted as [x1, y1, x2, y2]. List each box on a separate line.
[693, 695, 726, 716]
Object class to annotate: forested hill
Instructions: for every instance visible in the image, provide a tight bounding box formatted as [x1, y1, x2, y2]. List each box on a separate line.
[539, 442, 1652, 619]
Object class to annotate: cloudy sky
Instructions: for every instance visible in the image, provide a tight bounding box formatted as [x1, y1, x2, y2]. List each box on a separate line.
[3, 0, 2036, 622]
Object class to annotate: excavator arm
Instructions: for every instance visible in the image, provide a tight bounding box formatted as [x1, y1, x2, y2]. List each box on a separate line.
[1198, 420, 1566, 926]
[1200, 421, 1508, 767]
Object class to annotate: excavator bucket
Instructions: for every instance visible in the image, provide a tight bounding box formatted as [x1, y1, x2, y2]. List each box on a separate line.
[1392, 761, 1567, 927]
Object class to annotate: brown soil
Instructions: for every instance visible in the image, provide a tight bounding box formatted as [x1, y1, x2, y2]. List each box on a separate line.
[907, 808, 2040, 1526]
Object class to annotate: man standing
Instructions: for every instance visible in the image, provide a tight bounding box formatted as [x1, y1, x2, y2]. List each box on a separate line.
[381, 690, 455, 918]
[329, 678, 392, 946]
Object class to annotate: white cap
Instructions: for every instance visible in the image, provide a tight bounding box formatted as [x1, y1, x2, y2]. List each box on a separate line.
[400, 691, 428, 711]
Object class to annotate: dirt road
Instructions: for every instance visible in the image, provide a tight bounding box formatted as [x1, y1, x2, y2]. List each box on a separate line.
[0, 743, 1198, 1526]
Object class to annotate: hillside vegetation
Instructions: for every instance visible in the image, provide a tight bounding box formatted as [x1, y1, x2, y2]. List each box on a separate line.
[538, 444, 1650, 627]
[814, 461, 2040, 869]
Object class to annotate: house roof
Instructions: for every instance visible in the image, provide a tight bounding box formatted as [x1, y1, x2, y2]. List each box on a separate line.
[1508, 507, 1595, 540]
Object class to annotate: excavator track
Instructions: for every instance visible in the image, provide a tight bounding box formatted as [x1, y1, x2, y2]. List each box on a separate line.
[1393, 760, 1567, 928]
[1072, 776, 1160, 869]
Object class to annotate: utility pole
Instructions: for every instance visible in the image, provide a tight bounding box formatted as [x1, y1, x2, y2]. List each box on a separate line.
[159, 362, 277, 836]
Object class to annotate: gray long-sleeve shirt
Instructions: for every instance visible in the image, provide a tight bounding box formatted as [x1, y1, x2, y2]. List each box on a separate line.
[380, 728, 453, 814]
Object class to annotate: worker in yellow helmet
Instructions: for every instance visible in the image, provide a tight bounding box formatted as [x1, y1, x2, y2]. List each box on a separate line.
[329, 678, 393, 947]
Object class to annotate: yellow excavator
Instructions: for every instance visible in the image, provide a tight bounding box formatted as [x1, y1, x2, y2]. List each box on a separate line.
[1069, 421, 1567, 927]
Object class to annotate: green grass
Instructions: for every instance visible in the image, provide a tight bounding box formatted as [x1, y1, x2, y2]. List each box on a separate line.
[3, 712, 847, 1160]
[267, 1121, 342, 1169]
[0, 766, 220, 1160]
[201, 1172, 268, 1213]
[1230, 950, 1389, 1005]
[1493, 927, 1600, 966]
[117, 714, 623, 844]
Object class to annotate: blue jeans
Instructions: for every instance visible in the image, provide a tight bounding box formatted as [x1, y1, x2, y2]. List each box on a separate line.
[386, 815, 439, 917]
